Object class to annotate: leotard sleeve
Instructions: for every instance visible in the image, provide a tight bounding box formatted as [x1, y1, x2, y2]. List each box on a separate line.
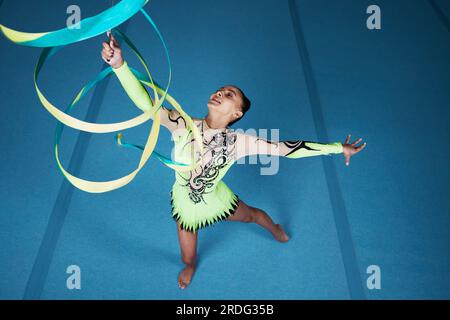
[112, 61, 188, 131]
[234, 131, 343, 160]
[112, 60, 153, 113]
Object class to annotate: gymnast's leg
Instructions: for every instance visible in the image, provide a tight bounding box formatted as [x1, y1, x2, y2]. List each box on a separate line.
[227, 199, 289, 243]
[176, 222, 197, 289]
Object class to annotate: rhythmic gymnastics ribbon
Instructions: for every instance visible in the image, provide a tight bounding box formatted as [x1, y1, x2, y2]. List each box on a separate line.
[0, 0, 203, 193]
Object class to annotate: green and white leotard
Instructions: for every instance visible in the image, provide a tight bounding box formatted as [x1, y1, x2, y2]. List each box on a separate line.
[113, 61, 343, 233]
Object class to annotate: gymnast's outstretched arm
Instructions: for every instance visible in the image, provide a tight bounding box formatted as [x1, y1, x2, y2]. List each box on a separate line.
[234, 132, 366, 166]
[101, 33, 187, 132]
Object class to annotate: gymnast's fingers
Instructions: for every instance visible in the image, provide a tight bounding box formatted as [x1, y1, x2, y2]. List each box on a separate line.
[102, 42, 113, 54]
[110, 38, 121, 51]
[355, 142, 367, 152]
[102, 48, 113, 57]
[101, 52, 111, 64]
[102, 42, 111, 49]
[351, 137, 362, 146]
[345, 134, 351, 145]
[101, 50, 111, 60]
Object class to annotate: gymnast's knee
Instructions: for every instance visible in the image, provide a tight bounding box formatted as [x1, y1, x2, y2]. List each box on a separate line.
[242, 208, 257, 223]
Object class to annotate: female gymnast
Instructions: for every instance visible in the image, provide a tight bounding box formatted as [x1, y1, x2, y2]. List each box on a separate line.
[101, 34, 367, 289]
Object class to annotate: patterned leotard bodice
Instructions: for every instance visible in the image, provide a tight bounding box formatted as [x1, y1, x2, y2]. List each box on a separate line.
[170, 120, 240, 231]
[172, 120, 238, 203]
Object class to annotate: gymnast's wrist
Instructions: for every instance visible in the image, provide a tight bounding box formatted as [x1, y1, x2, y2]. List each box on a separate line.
[111, 59, 125, 70]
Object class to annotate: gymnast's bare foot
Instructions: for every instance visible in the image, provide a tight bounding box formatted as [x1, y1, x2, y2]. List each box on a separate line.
[178, 264, 196, 289]
[273, 224, 290, 243]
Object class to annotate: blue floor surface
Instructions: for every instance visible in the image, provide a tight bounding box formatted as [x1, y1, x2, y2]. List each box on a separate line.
[0, 0, 449, 299]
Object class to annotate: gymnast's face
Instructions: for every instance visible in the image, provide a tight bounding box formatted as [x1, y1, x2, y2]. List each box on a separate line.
[207, 85, 244, 124]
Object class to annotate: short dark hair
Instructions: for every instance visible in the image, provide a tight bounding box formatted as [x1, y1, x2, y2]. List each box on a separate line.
[228, 87, 251, 127]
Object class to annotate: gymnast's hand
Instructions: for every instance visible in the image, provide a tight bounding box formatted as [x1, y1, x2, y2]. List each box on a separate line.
[342, 134, 367, 166]
[101, 32, 124, 69]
